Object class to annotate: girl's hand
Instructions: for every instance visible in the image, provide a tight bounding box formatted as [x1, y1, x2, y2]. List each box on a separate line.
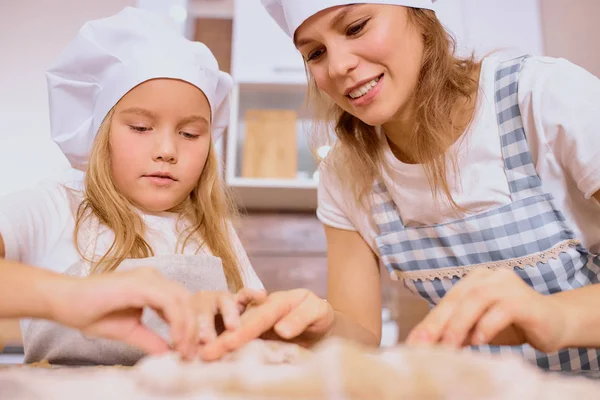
[49, 267, 200, 360]
[192, 288, 267, 345]
[199, 289, 335, 361]
[406, 269, 569, 353]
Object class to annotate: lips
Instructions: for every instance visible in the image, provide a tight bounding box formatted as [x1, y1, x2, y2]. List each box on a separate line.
[144, 172, 176, 181]
[344, 73, 384, 98]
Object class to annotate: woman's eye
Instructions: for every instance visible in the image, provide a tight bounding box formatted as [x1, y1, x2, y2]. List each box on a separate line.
[129, 125, 150, 132]
[347, 19, 369, 36]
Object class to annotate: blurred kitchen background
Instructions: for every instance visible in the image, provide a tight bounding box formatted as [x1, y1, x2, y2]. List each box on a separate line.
[1, 0, 599, 361]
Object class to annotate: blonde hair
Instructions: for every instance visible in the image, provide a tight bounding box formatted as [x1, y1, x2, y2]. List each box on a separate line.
[74, 107, 243, 291]
[307, 9, 481, 210]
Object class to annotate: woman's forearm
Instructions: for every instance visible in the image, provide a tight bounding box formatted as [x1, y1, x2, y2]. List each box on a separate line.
[329, 310, 381, 347]
[0, 258, 65, 320]
[553, 284, 600, 348]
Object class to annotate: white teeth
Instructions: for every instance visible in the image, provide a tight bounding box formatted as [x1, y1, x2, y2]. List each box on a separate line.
[348, 76, 381, 99]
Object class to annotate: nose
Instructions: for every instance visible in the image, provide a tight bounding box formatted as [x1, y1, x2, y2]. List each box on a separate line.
[327, 44, 358, 80]
[152, 130, 177, 164]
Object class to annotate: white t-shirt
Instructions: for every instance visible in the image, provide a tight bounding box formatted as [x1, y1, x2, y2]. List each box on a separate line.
[317, 55, 600, 255]
[0, 177, 264, 289]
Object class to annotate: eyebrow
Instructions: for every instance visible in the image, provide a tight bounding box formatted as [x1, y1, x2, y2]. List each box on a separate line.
[294, 5, 358, 48]
[119, 107, 209, 127]
[119, 107, 156, 119]
[178, 115, 209, 128]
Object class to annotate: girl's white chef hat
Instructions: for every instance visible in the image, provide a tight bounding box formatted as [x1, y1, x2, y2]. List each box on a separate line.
[47, 7, 233, 170]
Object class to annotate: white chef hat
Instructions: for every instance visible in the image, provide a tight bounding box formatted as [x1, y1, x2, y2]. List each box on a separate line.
[46, 6, 233, 170]
[261, 0, 436, 38]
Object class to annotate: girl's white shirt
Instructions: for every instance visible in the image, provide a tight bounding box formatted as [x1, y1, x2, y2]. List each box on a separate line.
[0, 176, 264, 289]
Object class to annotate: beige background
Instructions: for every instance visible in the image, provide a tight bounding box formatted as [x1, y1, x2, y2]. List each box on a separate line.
[540, 0, 600, 77]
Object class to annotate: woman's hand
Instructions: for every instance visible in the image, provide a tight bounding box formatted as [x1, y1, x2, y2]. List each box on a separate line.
[48, 267, 200, 360]
[192, 288, 267, 345]
[199, 289, 335, 361]
[405, 269, 569, 353]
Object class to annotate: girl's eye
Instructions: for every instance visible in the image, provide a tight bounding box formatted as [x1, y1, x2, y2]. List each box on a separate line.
[129, 125, 151, 132]
[307, 48, 324, 62]
[181, 132, 199, 139]
[346, 19, 369, 36]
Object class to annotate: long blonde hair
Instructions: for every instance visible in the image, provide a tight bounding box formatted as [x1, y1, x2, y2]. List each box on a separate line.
[74, 107, 243, 291]
[307, 8, 481, 210]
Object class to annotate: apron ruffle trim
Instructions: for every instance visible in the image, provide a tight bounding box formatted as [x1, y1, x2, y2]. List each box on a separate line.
[390, 238, 581, 282]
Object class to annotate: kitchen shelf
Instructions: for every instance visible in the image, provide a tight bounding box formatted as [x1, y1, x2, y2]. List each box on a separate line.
[225, 81, 321, 211]
[227, 177, 318, 211]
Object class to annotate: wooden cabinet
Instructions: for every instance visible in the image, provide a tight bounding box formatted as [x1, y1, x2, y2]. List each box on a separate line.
[234, 212, 430, 341]
[234, 212, 328, 297]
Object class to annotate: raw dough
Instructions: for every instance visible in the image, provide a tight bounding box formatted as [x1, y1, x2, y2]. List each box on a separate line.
[1, 338, 599, 400]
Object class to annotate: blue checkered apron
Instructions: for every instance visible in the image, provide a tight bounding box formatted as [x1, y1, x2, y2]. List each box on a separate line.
[372, 56, 600, 372]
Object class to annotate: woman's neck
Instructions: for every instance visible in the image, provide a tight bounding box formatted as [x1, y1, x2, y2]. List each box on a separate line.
[382, 109, 418, 164]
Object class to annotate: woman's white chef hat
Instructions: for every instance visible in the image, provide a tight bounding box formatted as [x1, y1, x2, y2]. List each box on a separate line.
[261, 0, 436, 38]
[46, 6, 233, 170]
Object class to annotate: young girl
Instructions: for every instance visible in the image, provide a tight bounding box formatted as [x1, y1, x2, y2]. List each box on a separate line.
[200, 0, 600, 373]
[0, 7, 264, 365]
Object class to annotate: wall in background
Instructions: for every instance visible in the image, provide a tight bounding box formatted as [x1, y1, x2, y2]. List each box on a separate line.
[540, 0, 600, 77]
[0, 0, 136, 197]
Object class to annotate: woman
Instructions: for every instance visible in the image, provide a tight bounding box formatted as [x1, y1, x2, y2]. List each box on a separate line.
[200, 0, 600, 372]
